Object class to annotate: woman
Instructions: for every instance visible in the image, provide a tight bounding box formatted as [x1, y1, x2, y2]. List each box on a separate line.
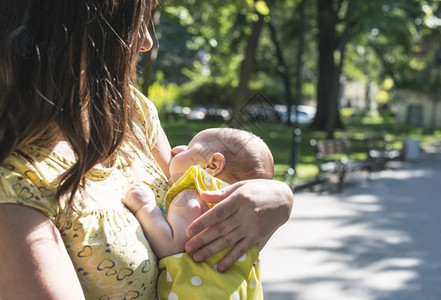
[0, 1, 294, 299]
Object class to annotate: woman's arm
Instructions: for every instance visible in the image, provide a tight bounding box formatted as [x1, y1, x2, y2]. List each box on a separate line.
[0, 204, 85, 300]
[151, 125, 172, 179]
[184, 179, 294, 272]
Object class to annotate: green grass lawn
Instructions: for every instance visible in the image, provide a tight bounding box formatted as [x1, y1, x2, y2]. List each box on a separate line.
[162, 111, 441, 183]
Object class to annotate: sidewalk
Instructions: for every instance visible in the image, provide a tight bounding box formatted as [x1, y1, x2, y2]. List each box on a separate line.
[261, 143, 441, 300]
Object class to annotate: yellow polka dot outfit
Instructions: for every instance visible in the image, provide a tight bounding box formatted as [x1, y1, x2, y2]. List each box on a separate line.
[0, 89, 168, 299]
[157, 165, 263, 300]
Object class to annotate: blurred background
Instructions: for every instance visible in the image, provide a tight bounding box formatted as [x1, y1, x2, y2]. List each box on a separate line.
[136, 0, 441, 183]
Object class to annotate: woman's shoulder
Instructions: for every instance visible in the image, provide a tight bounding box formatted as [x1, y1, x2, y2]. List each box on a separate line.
[130, 86, 160, 150]
[131, 86, 159, 126]
[0, 147, 61, 221]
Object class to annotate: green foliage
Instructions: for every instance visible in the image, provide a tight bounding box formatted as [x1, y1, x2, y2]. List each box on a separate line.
[153, 0, 318, 108]
[255, 0, 270, 16]
[376, 78, 395, 106]
[178, 60, 237, 107]
[147, 71, 181, 116]
[363, 1, 441, 93]
[249, 72, 285, 103]
[139, 0, 441, 124]
[150, 8, 196, 84]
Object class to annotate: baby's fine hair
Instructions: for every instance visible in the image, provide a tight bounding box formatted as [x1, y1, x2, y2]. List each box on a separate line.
[203, 128, 274, 182]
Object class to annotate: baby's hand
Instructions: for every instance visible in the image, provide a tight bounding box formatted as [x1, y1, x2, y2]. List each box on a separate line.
[122, 183, 156, 214]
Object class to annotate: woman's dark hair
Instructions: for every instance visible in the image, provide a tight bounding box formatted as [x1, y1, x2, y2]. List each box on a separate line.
[0, 0, 157, 208]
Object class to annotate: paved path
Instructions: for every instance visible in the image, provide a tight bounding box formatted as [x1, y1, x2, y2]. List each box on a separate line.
[261, 144, 441, 300]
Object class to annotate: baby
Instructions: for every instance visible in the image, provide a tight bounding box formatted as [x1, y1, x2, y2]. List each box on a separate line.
[123, 127, 274, 299]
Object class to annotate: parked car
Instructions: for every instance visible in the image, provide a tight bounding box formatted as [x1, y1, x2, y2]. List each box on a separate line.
[168, 105, 231, 121]
[187, 106, 207, 120]
[276, 104, 316, 124]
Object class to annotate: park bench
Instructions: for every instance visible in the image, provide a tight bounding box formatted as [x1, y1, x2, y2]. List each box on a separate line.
[310, 138, 371, 192]
[365, 134, 402, 170]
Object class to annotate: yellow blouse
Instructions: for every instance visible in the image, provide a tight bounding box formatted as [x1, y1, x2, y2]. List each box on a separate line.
[0, 89, 168, 299]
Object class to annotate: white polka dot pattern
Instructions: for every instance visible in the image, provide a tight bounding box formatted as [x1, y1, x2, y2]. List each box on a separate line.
[168, 292, 178, 300]
[191, 276, 202, 286]
[166, 271, 173, 282]
[238, 253, 247, 262]
[203, 174, 212, 186]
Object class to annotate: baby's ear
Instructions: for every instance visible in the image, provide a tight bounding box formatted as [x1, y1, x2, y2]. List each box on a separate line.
[205, 152, 226, 176]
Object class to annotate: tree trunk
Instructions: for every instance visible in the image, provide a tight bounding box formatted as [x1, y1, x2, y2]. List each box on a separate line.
[294, 0, 306, 126]
[267, 19, 293, 125]
[311, 0, 344, 138]
[364, 78, 371, 115]
[232, 12, 265, 119]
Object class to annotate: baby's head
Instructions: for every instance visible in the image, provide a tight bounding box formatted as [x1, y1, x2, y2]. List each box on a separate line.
[168, 128, 274, 185]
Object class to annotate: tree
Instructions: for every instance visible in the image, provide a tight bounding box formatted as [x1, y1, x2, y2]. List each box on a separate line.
[311, 0, 356, 137]
[367, 1, 440, 92]
[232, 10, 266, 118]
[155, 1, 267, 108]
[310, 0, 427, 138]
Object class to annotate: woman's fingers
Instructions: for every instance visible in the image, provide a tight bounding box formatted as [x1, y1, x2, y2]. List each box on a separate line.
[197, 183, 243, 204]
[185, 187, 242, 238]
[190, 228, 251, 273]
[217, 238, 254, 272]
[185, 213, 240, 253]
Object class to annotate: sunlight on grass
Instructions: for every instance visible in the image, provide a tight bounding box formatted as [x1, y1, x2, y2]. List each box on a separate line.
[274, 164, 318, 182]
[294, 164, 319, 180]
[361, 115, 385, 125]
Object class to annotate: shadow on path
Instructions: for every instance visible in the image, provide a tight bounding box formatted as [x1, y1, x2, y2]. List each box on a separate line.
[261, 149, 441, 300]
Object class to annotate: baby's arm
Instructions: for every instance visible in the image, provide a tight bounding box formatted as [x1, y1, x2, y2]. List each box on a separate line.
[123, 184, 204, 259]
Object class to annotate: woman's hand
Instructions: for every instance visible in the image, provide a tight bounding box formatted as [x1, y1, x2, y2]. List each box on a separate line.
[184, 179, 293, 272]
